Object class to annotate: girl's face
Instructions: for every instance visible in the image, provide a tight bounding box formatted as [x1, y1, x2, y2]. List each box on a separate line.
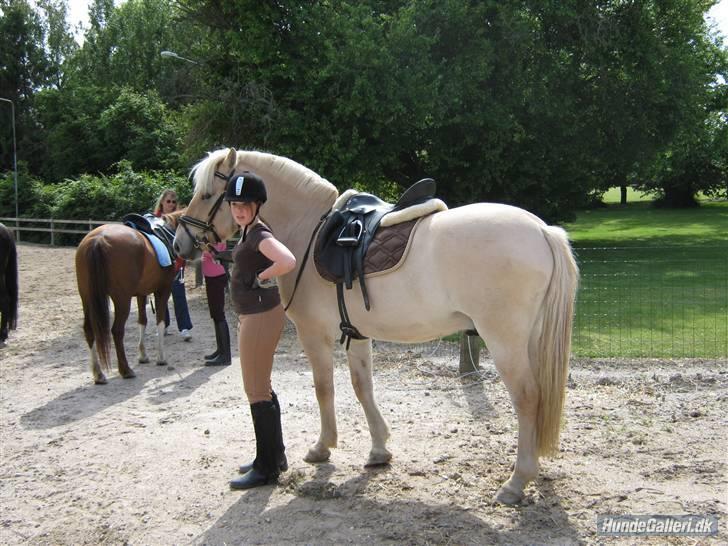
[230, 201, 258, 227]
[162, 193, 178, 214]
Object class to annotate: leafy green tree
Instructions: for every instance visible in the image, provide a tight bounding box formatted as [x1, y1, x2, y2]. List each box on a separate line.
[0, 0, 51, 176]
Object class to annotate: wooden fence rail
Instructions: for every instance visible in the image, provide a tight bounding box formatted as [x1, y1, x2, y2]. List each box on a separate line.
[0, 216, 118, 246]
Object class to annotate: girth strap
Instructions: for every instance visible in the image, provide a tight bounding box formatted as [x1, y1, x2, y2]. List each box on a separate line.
[336, 283, 367, 349]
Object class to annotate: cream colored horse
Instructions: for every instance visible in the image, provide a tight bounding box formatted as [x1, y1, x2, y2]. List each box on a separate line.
[174, 148, 579, 504]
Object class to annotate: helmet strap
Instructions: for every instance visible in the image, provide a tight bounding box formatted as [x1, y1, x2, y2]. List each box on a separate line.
[241, 203, 261, 242]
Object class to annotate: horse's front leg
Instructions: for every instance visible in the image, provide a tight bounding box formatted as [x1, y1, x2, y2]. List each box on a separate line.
[136, 296, 149, 363]
[110, 296, 136, 379]
[0, 312, 7, 346]
[347, 338, 391, 466]
[296, 324, 337, 463]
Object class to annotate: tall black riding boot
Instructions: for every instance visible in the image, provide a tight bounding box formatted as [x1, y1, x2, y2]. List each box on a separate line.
[204, 320, 222, 361]
[239, 391, 287, 474]
[230, 401, 281, 490]
[205, 320, 230, 366]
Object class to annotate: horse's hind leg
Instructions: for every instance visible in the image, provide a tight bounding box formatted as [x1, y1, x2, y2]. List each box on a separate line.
[136, 296, 149, 363]
[82, 306, 106, 384]
[489, 340, 540, 505]
[347, 338, 391, 466]
[297, 325, 338, 463]
[111, 296, 136, 379]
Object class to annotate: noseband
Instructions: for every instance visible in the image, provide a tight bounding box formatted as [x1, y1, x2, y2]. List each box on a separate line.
[178, 170, 230, 250]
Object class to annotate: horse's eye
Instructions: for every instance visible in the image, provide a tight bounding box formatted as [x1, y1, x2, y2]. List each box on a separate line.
[202, 193, 212, 200]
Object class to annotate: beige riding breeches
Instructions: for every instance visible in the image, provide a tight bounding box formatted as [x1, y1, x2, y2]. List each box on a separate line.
[237, 305, 285, 403]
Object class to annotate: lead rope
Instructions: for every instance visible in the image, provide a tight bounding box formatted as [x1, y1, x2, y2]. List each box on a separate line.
[284, 211, 330, 312]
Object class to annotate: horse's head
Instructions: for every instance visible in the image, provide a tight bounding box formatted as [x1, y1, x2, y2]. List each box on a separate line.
[161, 209, 185, 229]
[174, 148, 240, 259]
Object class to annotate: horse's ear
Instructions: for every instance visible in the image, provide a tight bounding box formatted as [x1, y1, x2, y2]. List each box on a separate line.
[223, 148, 237, 170]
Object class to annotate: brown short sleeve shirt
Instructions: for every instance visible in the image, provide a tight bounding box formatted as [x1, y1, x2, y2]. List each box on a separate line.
[230, 224, 281, 315]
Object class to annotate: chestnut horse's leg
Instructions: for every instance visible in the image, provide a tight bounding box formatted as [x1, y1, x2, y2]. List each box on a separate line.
[136, 296, 149, 363]
[110, 295, 136, 379]
[82, 304, 106, 384]
[346, 338, 392, 466]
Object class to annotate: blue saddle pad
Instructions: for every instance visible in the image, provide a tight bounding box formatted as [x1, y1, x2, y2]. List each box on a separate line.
[139, 231, 173, 268]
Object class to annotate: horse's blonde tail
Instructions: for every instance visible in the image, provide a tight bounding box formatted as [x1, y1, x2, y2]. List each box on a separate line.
[85, 238, 112, 370]
[535, 225, 579, 457]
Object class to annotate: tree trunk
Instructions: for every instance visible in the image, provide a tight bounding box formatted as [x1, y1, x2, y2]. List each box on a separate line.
[620, 185, 628, 204]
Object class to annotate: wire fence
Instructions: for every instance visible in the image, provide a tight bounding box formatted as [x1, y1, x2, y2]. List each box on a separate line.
[572, 245, 727, 358]
[373, 245, 728, 362]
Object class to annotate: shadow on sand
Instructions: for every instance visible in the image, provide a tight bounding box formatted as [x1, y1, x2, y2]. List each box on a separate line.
[20, 363, 227, 429]
[193, 463, 583, 545]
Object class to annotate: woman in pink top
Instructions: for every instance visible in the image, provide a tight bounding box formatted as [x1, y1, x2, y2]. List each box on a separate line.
[202, 241, 230, 366]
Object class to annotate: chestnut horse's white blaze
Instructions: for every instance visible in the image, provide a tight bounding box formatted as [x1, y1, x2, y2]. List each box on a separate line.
[174, 148, 579, 504]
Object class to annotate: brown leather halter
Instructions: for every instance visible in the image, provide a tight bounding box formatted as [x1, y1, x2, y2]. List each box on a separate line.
[178, 170, 230, 250]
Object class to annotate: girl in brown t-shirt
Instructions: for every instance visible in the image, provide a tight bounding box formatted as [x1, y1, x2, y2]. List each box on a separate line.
[222, 171, 296, 490]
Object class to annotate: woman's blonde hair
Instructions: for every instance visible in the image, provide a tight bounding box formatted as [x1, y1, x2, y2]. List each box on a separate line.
[154, 189, 178, 215]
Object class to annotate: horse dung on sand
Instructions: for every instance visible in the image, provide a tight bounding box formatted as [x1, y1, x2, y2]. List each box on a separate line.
[174, 148, 579, 505]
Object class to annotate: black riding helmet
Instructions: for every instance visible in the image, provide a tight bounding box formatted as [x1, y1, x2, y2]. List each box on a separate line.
[224, 171, 267, 203]
[224, 171, 267, 240]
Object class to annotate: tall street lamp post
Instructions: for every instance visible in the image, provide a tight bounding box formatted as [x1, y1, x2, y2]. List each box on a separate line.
[0, 97, 19, 240]
[160, 50, 199, 65]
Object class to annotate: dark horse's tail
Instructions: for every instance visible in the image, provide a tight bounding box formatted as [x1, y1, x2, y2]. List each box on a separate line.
[84, 238, 112, 370]
[3, 230, 18, 330]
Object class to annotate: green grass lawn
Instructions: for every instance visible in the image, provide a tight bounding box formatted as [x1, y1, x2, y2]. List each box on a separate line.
[564, 197, 727, 358]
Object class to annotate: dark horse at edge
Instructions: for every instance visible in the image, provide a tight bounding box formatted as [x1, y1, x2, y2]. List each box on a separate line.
[75, 212, 182, 384]
[0, 223, 19, 347]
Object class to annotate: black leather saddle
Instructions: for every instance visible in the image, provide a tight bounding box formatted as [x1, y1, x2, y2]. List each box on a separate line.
[122, 213, 177, 259]
[314, 178, 436, 346]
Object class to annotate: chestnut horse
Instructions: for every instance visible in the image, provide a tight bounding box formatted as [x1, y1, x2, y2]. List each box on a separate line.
[75, 211, 183, 384]
[175, 149, 578, 504]
[0, 223, 19, 347]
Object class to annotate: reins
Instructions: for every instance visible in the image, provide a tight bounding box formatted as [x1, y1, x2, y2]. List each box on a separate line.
[284, 211, 330, 312]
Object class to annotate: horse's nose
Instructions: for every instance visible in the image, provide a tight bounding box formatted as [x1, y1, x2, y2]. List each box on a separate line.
[173, 241, 181, 254]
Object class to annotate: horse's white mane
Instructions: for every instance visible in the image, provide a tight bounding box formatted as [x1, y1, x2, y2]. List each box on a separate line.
[190, 148, 339, 205]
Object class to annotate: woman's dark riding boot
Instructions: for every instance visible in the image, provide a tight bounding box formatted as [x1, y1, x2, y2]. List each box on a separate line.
[239, 391, 287, 474]
[230, 401, 281, 490]
[204, 347, 219, 361]
[205, 320, 230, 366]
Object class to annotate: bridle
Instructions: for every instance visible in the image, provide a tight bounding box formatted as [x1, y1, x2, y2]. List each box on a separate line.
[178, 170, 230, 250]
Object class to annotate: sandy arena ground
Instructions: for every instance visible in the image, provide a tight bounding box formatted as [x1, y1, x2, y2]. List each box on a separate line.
[0, 244, 726, 545]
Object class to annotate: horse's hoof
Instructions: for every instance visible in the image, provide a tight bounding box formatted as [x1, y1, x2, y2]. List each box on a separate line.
[138, 356, 150, 364]
[94, 375, 108, 385]
[121, 369, 136, 379]
[365, 449, 392, 467]
[304, 446, 331, 463]
[156, 360, 167, 366]
[494, 485, 524, 505]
